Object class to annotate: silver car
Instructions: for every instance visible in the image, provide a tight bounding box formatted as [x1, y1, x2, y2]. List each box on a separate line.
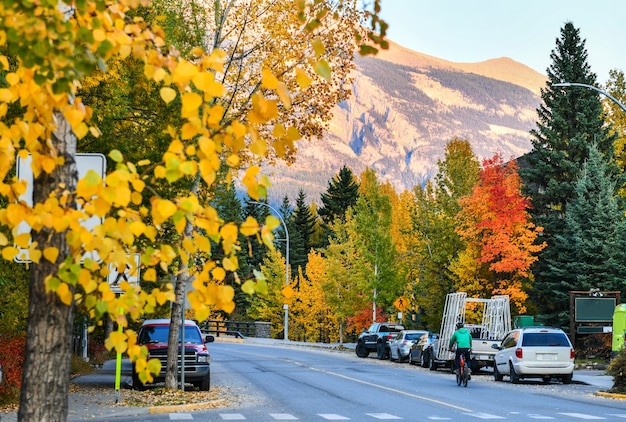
[493, 327, 575, 384]
[389, 330, 428, 363]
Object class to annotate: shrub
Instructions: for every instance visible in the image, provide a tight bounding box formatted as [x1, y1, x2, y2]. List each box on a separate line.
[607, 348, 626, 393]
[0, 334, 26, 406]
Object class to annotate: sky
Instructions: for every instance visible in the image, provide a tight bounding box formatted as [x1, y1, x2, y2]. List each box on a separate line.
[378, 0, 626, 85]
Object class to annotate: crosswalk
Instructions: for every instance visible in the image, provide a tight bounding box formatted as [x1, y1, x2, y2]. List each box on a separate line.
[166, 411, 626, 420]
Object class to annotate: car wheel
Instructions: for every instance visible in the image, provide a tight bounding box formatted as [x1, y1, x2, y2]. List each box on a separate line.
[509, 362, 520, 384]
[493, 364, 503, 382]
[562, 374, 572, 384]
[428, 354, 437, 371]
[398, 350, 407, 363]
[198, 372, 210, 391]
[408, 353, 415, 365]
[356, 341, 369, 358]
[421, 351, 430, 368]
[376, 343, 388, 360]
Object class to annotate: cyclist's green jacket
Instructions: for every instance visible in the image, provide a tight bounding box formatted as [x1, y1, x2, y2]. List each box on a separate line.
[449, 328, 472, 349]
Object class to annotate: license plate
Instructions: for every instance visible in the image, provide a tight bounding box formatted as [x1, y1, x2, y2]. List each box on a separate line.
[537, 353, 557, 360]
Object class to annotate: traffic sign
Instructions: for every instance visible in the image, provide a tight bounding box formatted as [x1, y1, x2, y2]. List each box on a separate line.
[108, 254, 141, 294]
[394, 296, 408, 312]
[15, 153, 106, 263]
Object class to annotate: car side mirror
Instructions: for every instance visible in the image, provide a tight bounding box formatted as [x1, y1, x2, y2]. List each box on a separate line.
[491, 343, 500, 350]
[205, 335, 215, 343]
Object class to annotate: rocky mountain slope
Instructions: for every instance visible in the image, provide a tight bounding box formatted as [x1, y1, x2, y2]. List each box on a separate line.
[264, 40, 546, 205]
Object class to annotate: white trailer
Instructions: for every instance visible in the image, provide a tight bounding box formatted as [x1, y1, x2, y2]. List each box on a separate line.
[433, 292, 511, 371]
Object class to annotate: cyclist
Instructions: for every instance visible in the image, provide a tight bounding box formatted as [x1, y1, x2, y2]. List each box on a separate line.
[449, 322, 472, 377]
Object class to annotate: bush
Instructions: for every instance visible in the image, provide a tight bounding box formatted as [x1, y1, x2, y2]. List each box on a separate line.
[607, 348, 626, 393]
[0, 334, 26, 406]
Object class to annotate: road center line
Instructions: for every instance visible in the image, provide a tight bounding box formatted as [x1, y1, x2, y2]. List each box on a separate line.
[308, 366, 472, 412]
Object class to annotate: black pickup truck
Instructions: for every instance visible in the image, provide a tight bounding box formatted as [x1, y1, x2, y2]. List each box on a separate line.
[355, 322, 405, 359]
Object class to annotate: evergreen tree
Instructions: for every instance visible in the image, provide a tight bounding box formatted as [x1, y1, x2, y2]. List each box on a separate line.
[520, 22, 618, 325]
[290, 190, 317, 275]
[318, 165, 360, 246]
[549, 145, 626, 327]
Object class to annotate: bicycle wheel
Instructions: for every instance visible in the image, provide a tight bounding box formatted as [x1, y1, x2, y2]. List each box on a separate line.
[462, 370, 468, 387]
[456, 367, 462, 386]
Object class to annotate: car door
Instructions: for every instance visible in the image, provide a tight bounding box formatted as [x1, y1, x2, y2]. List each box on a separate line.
[390, 332, 402, 360]
[495, 331, 519, 375]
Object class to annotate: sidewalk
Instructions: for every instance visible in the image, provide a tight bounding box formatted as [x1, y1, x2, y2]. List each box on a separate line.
[0, 339, 617, 421]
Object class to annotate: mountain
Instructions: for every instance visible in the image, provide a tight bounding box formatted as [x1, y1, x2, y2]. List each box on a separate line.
[263, 40, 546, 205]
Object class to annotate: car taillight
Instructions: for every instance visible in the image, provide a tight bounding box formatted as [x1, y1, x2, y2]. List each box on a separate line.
[570, 348, 575, 359]
[515, 348, 523, 359]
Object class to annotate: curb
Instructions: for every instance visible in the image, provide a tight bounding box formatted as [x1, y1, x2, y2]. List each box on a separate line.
[595, 391, 626, 400]
[148, 398, 226, 414]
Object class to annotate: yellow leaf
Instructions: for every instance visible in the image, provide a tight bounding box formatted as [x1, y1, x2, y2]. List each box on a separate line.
[143, 268, 156, 282]
[261, 68, 279, 89]
[241, 280, 256, 295]
[157, 199, 177, 220]
[314, 59, 331, 82]
[172, 60, 198, 86]
[0, 233, 7, 246]
[240, 216, 259, 236]
[14, 233, 30, 248]
[2, 246, 18, 261]
[109, 150, 123, 163]
[160, 87, 177, 104]
[223, 256, 238, 271]
[182, 92, 202, 115]
[311, 39, 325, 58]
[277, 82, 291, 110]
[57, 283, 73, 306]
[250, 139, 267, 157]
[43, 247, 59, 263]
[212, 267, 225, 281]
[63, 108, 84, 128]
[295, 68, 312, 89]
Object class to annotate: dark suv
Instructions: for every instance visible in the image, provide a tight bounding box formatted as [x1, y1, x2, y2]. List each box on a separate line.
[356, 322, 405, 359]
[134, 319, 215, 390]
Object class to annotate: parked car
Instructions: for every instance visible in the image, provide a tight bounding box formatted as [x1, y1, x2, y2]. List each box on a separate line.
[356, 322, 405, 359]
[492, 327, 575, 384]
[389, 330, 428, 362]
[409, 332, 439, 368]
[134, 319, 215, 390]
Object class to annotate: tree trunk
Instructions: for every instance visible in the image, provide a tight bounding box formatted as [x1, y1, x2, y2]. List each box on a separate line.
[18, 110, 78, 421]
[165, 177, 200, 389]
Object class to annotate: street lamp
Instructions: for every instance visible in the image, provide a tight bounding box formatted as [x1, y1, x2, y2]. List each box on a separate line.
[251, 201, 290, 341]
[552, 82, 626, 113]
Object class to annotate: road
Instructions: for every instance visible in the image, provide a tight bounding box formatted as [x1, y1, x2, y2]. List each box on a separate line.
[108, 340, 626, 421]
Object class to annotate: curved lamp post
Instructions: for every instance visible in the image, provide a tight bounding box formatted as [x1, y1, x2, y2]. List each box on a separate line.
[552, 82, 626, 113]
[251, 201, 290, 341]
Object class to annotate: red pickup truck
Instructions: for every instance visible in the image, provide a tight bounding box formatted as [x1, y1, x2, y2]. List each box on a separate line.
[133, 319, 214, 390]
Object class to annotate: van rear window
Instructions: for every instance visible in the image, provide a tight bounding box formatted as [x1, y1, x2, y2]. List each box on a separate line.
[521, 333, 570, 347]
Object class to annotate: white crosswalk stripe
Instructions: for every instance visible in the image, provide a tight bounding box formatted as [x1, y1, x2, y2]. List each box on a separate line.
[269, 413, 299, 420]
[317, 414, 351, 420]
[169, 414, 193, 420]
[219, 414, 247, 420]
[557, 414, 605, 420]
[462, 413, 505, 419]
[606, 415, 626, 419]
[366, 413, 402, 420]
[527, 415, 555, 419]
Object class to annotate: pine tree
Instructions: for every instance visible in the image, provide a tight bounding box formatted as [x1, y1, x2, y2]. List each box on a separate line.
[290, 190, 317, 275]
[549, 145, 626, 326]
[520, 22, 618, 325]
[317, 165, 360, 246]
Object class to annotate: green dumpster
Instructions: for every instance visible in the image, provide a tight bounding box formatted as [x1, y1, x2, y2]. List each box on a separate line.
[514, 315, 535, 328]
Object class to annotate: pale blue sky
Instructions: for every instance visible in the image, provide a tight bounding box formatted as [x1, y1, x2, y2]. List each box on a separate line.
[378, 0, 626, 84]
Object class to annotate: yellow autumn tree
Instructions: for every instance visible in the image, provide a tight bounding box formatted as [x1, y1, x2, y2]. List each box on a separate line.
[291, 254, 338, 342]
[0, 0, 389, 419]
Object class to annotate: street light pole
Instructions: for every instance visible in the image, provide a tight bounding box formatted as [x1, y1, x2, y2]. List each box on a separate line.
[552, 82, 626, 113]
[251, 201, 290, 341]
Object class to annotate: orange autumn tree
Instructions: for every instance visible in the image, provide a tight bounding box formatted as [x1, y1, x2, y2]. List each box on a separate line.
[452, 154, 546, 313]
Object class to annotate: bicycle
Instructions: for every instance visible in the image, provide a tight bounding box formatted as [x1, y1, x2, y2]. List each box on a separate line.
[450, 349, 471, 387]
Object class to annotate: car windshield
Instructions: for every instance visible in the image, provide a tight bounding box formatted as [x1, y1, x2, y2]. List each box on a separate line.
[139, 326, 203, 344]
[521, 333, 570, 347]
[405, 333, 421, 340]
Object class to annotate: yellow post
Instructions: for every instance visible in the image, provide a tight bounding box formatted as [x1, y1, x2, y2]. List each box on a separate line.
[115, 307, 123, 403]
